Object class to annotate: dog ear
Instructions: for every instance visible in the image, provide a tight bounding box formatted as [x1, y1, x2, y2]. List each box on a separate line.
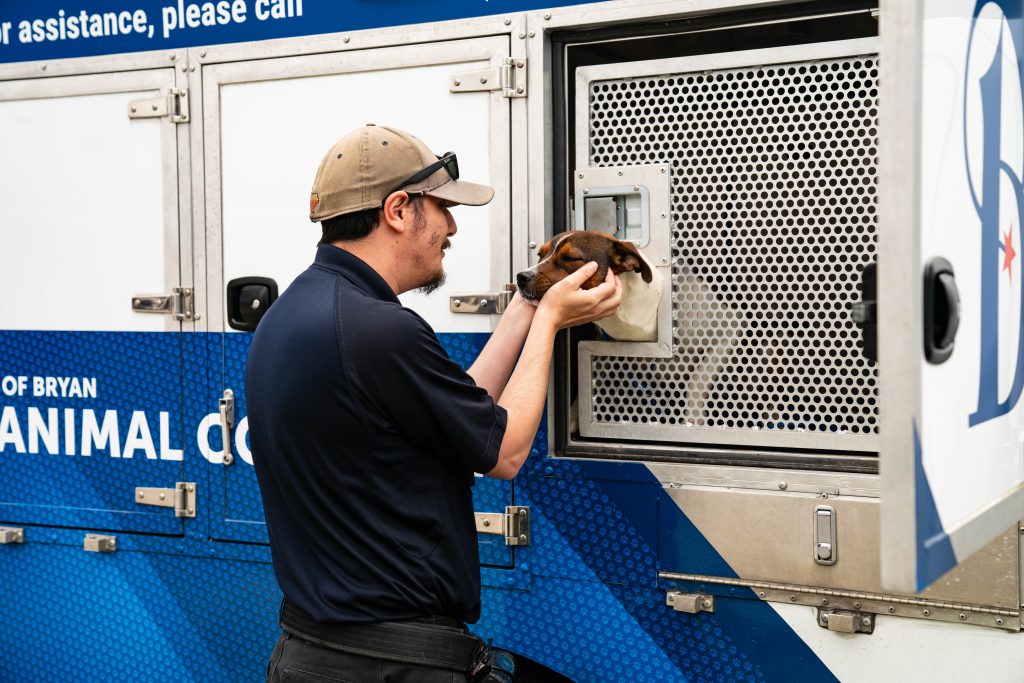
[611, 240, 653, 283]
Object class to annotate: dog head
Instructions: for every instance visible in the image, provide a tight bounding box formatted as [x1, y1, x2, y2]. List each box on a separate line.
[516, 230, 653, 302]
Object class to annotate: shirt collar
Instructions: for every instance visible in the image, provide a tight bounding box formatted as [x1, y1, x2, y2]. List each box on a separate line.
[314, 244, 399, 304]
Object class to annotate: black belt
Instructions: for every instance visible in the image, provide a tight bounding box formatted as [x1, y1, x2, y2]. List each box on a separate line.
[279, 599, 484, 673]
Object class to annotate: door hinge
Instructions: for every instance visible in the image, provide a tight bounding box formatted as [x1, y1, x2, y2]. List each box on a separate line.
[451, 284, 516, 314]
[475, 506, 530, 546]
[135, 482, 196, 518]
[128, 87, 189, 122]
[666, 591, 715, 614]
[450, 57, 526, 98]
[0, 527, 24, 544]
[132, 287, 199, 322]
[84, 534, 117, 553]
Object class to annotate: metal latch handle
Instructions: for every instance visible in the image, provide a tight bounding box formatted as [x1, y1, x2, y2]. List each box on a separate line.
[450, 284, 516, 315]
[219, 389, 235, 465]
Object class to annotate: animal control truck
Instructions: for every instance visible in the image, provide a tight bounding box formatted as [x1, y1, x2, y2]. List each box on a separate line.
[1, 0, 1023, 680]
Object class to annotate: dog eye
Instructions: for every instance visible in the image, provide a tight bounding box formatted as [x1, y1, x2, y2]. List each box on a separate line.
[560, 255, 584, 263]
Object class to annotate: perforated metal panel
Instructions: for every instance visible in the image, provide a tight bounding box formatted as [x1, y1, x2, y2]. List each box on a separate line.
[578, 41, 879, 452]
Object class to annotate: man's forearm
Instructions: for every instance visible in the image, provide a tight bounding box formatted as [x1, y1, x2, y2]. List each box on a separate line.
[466, 296, 536, 401]
[485, 314, 558, 479]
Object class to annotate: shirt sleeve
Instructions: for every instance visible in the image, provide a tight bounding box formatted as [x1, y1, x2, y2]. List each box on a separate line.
[347, 305, 507, 474]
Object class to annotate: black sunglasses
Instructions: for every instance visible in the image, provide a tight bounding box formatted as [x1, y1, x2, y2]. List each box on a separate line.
[382, 152, 459, 205]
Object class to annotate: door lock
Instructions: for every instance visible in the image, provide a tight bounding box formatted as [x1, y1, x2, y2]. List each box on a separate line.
[219, 389, 235, 465]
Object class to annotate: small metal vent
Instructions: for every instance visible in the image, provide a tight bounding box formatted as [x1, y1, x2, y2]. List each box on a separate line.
[586, 53, 879, 449]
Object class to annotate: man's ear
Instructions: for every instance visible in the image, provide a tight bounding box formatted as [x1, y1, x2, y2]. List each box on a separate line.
[611, 240, 653, 283]
[382, 192, 413, 233]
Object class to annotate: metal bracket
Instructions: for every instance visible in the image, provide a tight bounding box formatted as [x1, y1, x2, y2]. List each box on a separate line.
[132, 287, 198, 322]
[818, 608, 875, 634]
[128, 87, 189, 122]
[666, 591, 715, 614]
[135, 482, 196, 518]
[475, 506, 530, 546]
[451, 285, 516, 314]
[83, 534, 117, 553]
[450, 58, 526, 98]
[0, 527, 24, 544]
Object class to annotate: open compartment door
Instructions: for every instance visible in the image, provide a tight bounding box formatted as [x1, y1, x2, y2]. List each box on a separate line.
[881, 0, 1024, 592]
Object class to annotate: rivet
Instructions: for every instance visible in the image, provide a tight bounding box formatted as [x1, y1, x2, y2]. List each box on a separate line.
[661, 258, 667, 263]
[660, 168, 666, 173]
[454, 300, 462, 308]
[758, 591, 765, 598]
[199, 50, 207, 58]
[504, 18, 511, 25]
[617, 171, 623, 176]
[482, 519, 491, 527]
[701, 599, 712, 609]
[40, 64, 47, 71]
[543, 12, 552, 19]
[453, 79, 461, 86]
[861, 617, 871, 627]
[189, 65, 195, 72]
[578, 173, 584, 179]
[518, 31, 526, 39]
[169, 54, 176, 61]
[821, 599, 828, 606]
[778, 481, 787, 490]
[821, 613, 829, 623]
[516, 86, 524, 95]
[382, 140, 388, 146]
[187, 509, 194, 516]
[515, 60, 524, 68]
[152, 104, 158, 111]
[159, 493, 166, 500]
[518, 534, 528, 544]
[959, 613, 967, 621]
[854, 603, 861, 609]
[888, 606, 895, 613]
[187, 485, 194, 492]
[997, 618, 1005, 625]
[480, 299, 488, 306]
[923, 609, 930, 616]
[480, 76, 488, 84]
[582, 189, 589, 195]
[130, 107, 137, 114]
[138, 492, 145, 499]
[633, 185, 640, 191]
[661, 213, 666, 218]
[528, 30, 535, 37]
[343, 36, 350, 43]
[184, 289, 191, 295]
[181, 65, 188, 72]
[528, 241, 537, 249]
[789, 596, 797, 602]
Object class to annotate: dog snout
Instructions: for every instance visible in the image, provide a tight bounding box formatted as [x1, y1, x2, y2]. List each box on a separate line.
[516, 270, 535, 291]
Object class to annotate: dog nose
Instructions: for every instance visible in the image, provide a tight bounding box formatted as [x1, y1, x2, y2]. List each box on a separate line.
[516, 271, 534, 290]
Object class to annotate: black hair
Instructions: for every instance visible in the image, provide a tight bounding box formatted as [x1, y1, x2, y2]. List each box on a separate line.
[317, 195, 424, 245]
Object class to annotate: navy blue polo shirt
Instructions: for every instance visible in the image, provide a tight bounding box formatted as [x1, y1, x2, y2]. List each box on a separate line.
[246, 244, 507, 625]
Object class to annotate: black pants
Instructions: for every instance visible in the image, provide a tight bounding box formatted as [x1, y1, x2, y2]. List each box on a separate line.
[267, 632, 469, 683]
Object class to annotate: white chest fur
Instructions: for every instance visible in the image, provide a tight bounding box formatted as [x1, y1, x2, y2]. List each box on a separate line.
[595, 264, 662, 342]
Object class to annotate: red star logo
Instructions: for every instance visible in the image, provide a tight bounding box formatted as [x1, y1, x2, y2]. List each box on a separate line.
[1003, 224, 1017, 282]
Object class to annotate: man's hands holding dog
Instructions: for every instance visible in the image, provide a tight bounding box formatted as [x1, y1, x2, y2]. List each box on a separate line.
[535, 262, 622, 331]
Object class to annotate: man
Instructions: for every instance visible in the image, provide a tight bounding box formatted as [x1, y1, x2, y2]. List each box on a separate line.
[247, 124, 621, 682]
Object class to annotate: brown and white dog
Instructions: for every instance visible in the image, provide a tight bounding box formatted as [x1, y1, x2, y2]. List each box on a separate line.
[516, 230, 663, 341]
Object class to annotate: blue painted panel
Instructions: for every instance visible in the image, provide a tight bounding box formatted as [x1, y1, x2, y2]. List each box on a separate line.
[0, 0, 593, 65]
[0, 331, 185, 535]
[0, 541, 281, 683]
[210, 332, 267, 544]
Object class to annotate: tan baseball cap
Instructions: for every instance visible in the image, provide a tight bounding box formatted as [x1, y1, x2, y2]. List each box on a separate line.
[309, 124, 495, 222]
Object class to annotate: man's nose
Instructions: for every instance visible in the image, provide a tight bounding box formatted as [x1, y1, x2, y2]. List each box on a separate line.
[445, 208, 457, 236]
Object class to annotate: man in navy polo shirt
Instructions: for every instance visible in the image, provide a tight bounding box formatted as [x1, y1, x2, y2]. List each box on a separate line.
[247, 124, 621, 682]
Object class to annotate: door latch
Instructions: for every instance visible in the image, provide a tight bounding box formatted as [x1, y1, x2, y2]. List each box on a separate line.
[219, 389, 235, 465]
[451, 284, 516, 314]
[814, 505, 837, 566]
[475, 506, 530, 546]
[666, 591, 715, 614]
[131, 287, 198, 321]
[818, 608, 875, 634]
[128, 87, 189, 122]
[135, 482, 196, 517]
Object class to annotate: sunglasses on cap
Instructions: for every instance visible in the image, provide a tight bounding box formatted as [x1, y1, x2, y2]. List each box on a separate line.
[382, 152, 459, 205]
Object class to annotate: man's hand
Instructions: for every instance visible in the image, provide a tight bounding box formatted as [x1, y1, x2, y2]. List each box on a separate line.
[535, 262, 622, 331]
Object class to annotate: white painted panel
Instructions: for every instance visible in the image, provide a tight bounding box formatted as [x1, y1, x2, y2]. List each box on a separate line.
[220, 60, 496, 333]
[0, 84, 172, 331]
[770, 602, 1024, 683]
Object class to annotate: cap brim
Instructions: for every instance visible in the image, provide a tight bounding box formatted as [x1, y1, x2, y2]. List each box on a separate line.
[424, 178, 495, 206]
